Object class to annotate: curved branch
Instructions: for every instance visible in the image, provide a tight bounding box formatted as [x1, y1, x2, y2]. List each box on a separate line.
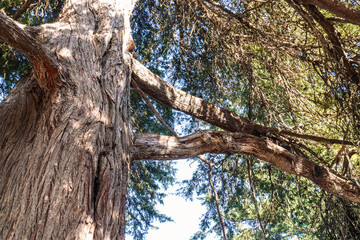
[132, 130, 360, 203]
[0, 11, 62, 91]
[131, 59, 354, 145]
[297, 0, 360, 26]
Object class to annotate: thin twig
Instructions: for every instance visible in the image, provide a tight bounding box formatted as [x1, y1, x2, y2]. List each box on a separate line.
[132, 80, 179, 138]
[246, 159, 267, 240]
[199, 155, 228, 240]
[133, 81, 228, 238]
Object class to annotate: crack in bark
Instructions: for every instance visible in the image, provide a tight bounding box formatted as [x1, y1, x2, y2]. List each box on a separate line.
[93, 152, 103, 224]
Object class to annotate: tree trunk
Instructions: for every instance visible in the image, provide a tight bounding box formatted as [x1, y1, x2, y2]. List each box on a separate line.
[1, 0, 360, 239]
[0, 0, 135, 239]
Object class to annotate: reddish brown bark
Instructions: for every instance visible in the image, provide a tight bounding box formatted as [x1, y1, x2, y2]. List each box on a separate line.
[0, 11, 63, 90]
[131, 59, 353, 145]
[297, 0, 360, 26]
[0, 0, 135, 239]
[1, 1, 360, 239]
[133, 130, 360, 203]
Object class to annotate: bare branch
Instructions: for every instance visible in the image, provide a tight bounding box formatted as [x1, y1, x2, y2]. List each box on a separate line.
[297, 0, 360, 26]
[133, 130, 360, 203]
[13, 0, 37, 20]
[131, 80, 179, 138]
[198, 155, 228, 240]
[0, 10, 62, 91]
[132, 81, 231, 232]
[131, 59, 354, 145]
[303, 4, 360, 84]
[247, 158, 267, 239]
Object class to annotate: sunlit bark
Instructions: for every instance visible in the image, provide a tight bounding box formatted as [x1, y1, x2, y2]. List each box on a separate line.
[133, 130, 360, 203]
[0, 11, 62, 90]
[1, 0, 360, 239]
[132, 59, 353, 145]
[0, 0, 135, 239]
[297, 0, 360, 26]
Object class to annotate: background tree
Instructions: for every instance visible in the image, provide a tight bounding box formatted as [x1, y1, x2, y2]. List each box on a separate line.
[1, 0, 360, 239]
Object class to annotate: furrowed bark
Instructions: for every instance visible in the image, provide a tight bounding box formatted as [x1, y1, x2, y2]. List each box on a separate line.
[132, 130, 360, 203]
[0, 11, 62, 90]
[297, 0, 360, 26]
[132, 59, 353, 145]
[0, 0, 135, 239]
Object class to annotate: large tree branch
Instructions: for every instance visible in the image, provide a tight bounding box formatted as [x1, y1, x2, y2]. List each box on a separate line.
[297, 0, 360, 26]
[132, 60, 256, 134]
[131, 59, 353, 145]
[132, 130, 360, 203]
[0, 10, 62, 91]
[302, 4, 360, 84]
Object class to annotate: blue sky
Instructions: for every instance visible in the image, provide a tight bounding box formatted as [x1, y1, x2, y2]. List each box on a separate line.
[127, 160, 219, 240]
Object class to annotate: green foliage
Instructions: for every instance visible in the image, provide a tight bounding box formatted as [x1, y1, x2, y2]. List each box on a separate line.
[126, 89, 178, 239]
[0, 43, 30, 95]
[2, 0, 360, 239]
[0, 0, 23, 17]
[133, 0, 360, 142]
[130, 90, 176, 136]
[180, 155, 360, 239]
[132, 0, 360, 239]
[0, 0, 64, 96]
[126, 160, 175, 240]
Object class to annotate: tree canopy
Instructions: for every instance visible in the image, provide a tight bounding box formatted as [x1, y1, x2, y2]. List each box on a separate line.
[1, 0, 360, 239]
